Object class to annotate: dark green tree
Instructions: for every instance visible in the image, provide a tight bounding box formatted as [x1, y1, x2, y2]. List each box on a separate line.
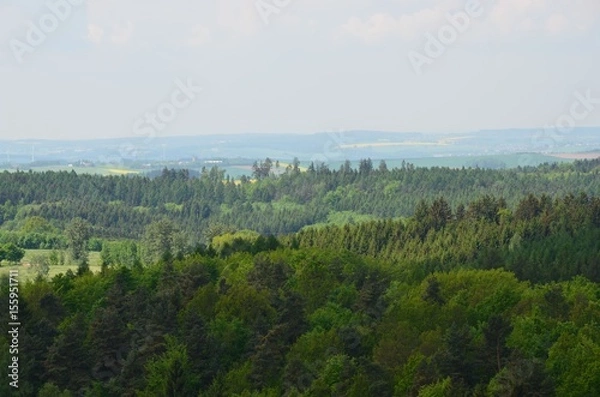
[0, 243, 25, 265]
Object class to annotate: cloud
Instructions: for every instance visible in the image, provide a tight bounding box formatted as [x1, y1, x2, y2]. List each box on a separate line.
[338, 8, 445, 43]
[488, 0, 545, 36]
[86, 21, 134, 46]
[487, 0, 599, 37]
[185, 25, 211, 47]
[86, 0, 214, 47]
[216, 0, 261, 36]
[110, 21, 134, 45]
[87, 24, 104, 44]
[338, 0, 600, 44]
[545, 13, 569, 35]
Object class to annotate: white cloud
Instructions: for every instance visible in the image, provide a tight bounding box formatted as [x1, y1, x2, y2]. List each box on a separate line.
[85, 21, 134, 46]
[185, 25, 211, 47]
[338, 8, 445, 43]
[487, 0, 599, 37]
[338, 0, 600, 44]
[488, 0, 545, 36]
[216, 0, 261, 36]
[87, 24, 104, 44]
[110, 21, 134, 45]
[545, 13, 569, 35]
[86, 0, 214, 47]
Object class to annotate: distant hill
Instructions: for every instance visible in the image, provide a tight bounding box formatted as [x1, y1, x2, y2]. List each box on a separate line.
[0, 128, 598, 169]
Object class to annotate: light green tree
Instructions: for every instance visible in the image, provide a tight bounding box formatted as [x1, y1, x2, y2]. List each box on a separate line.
[547, 326, 600, 396]
[142, 219, 185, 264]
[65, 217, 92, 266]
[138, 336, 197, 397]
[21, 216, 55, 234]
[29, 253, 50, 278]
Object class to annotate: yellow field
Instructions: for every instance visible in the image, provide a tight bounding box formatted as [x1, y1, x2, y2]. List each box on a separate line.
[339, 141, 446, 149]
[338, 136, 472, 150]
[0, 166, 140, 176]
[107, 168, 140, 175]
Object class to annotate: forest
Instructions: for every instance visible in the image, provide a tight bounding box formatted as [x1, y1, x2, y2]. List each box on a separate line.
[0, 158, 599, 243]
[0, 159, 599, 396]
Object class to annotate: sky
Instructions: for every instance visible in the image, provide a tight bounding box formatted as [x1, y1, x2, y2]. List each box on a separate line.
[0, 0, 599, 141]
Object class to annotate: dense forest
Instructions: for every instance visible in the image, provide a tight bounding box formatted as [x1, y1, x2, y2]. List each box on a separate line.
[1, 245, 599, 395]
[1, 159, 599, 396]
[0, 158, 599, 244]
[291, 193, 600, 284]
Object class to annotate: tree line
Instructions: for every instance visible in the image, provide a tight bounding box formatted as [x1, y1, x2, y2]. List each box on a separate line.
[0, 158, 599, 244]
[289, 192, 600, 284]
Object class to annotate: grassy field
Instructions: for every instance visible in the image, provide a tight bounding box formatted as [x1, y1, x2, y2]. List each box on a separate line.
[0, 250, 102, 283]
[1, 165, 140, 176]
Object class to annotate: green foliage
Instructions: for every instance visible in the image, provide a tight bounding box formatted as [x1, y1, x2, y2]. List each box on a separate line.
[1, 162, 600, 396]
[22, 216, 55, 234]
[3, 247, 600, 396]
[29, 252, 50, 278]
[138, 335, 198, 397]
[101, 240, 140, 268]
[142, 219, 185, 264]
[394, 353, 425, 396]
[211, 230, 261, 255]
[417, 377, 452, 397]
[293, 193, 600, 284]
[37, 382, 73, 397]
[486, 358, 553, 397]
[547, 325, 600, 396]
[48, 249, 66, 266]
[65, 217, 91, 264]
[0, 242, 25, 265]
[0, 159, 599, 241]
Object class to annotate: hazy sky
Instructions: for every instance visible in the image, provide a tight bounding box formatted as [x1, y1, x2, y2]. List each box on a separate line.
[1, 0, 599, 140]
